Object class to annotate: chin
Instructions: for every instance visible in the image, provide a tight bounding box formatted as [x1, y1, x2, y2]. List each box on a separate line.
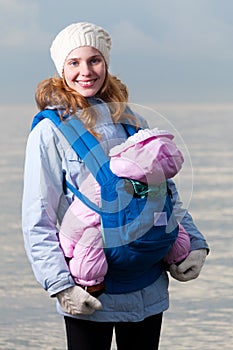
[79, 90, 98, 98]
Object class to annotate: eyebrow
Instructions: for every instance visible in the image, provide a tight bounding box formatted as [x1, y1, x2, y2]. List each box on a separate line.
[66, 54, 102, 61]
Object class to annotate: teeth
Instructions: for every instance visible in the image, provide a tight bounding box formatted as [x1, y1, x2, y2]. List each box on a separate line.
[79, 80, 94, 86]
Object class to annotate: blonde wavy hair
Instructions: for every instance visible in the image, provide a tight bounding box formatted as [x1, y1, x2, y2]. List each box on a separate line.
[35, 72, 137, 135]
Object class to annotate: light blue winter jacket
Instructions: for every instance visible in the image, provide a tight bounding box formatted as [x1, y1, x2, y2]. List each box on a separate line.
[22, 99, 209, 322]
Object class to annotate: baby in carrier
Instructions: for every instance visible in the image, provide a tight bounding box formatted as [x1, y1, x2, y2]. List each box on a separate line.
[59, 127, 191, 296]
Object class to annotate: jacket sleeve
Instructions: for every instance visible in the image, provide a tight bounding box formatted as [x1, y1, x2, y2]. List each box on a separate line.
[167, 179, 209, 253]
[22, 120, 75, 296]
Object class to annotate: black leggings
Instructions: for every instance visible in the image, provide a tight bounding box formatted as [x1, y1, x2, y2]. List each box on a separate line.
[64, 313, 163, 350]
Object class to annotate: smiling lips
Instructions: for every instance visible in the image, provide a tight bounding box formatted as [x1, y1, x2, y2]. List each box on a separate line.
[77, 79, 97, 88]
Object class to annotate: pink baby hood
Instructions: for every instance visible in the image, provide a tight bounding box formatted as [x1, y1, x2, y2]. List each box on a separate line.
[109, 128, 184, 185]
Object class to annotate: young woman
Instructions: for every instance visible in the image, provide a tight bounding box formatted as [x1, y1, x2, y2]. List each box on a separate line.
[22, 22, 209, 350]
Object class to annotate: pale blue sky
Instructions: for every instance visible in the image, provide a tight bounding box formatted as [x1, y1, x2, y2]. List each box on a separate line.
[1, 0, 233, 104]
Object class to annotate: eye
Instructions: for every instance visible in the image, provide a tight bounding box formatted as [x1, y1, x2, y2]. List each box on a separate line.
[68, 60, 79, 67]
[90, 56, 102, 65]
[71, 60, 79, 67]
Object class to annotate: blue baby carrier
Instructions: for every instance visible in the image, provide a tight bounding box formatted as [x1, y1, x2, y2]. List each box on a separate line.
[32, 108, 179, 294]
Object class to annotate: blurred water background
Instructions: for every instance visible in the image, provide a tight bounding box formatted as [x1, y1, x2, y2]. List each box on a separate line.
[0, 103, 232, 349]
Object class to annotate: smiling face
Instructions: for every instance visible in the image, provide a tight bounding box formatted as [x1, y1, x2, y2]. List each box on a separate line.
[63, 46, 107, 97]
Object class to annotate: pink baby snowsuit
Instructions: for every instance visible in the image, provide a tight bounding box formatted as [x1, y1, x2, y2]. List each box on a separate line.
[59, 176, 105, 289]
[59, 128, 191, 290]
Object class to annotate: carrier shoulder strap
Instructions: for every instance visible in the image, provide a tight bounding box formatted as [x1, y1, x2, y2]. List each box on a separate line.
[31, 109, 137, 214]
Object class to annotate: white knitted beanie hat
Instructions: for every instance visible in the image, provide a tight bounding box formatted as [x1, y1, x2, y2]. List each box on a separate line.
[50, 22, 112, 76]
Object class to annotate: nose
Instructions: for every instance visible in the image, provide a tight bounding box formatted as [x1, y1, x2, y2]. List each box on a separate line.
[80, 62, 91, 76]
